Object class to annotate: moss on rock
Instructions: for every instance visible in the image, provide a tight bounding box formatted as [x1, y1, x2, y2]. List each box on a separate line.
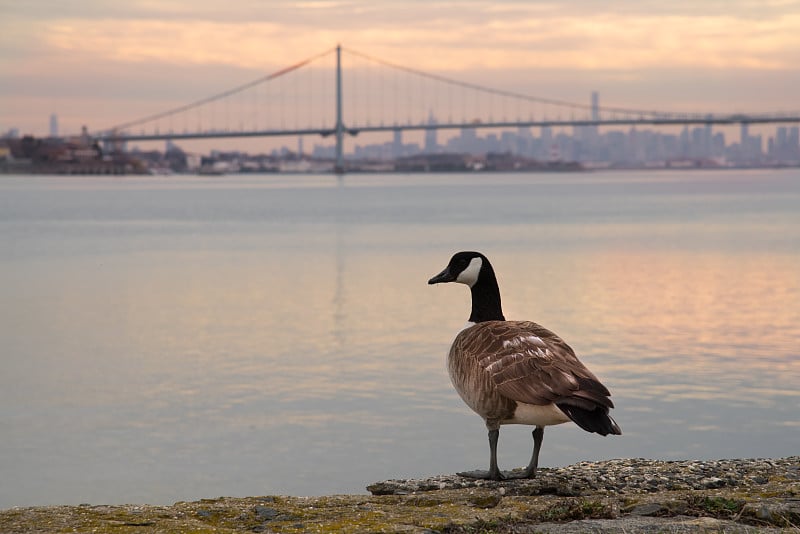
[1, 457, 798, 533]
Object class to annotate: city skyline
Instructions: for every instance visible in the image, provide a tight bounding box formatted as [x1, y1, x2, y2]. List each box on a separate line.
[3, 1, 800, 144]
[120, 115, 800, 169]
[7, 96, 798, 170]
[317, 117, 800, 167]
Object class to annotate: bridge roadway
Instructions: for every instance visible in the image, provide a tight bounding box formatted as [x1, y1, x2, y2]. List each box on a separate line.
[102, 115, 800, 143]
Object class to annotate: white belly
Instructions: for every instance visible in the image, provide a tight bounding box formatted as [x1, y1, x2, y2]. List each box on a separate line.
[506, 402, 571, 426]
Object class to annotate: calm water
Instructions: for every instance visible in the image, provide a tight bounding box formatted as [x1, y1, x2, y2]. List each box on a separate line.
[1, 170, 798, 509]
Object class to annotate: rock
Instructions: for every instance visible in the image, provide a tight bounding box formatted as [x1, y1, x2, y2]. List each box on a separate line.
[628, 502, 664, 516]
[253, 505, 280, 521]
[1, 456, 798, 533]
[515, 515, 783, 533]
[701, 476, 726, 488]
[368, 457, 799, 497]
[740, 498, 800, 527]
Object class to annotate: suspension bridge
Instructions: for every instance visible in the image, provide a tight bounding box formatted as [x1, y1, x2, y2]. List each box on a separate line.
[99, 45, 800, 172]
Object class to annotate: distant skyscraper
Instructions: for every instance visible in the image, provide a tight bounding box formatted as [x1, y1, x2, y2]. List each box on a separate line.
[776, 127, 787, 146]
[789, 126, 800, 158]
[424, 111, 438, 153]
[575, 92, 601, 161]
[392, 128, 403, 157]
[49, 114, 58, 137]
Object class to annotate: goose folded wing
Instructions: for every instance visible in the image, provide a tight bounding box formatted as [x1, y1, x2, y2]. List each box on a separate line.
[474, 321, 614, 409]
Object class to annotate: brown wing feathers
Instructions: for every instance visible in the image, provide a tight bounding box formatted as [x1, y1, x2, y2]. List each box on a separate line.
[457, 321, 620, 435]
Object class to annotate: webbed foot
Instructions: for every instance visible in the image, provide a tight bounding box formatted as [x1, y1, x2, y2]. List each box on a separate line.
[503, 467, 537, 479]
[457, 469, 504, 481]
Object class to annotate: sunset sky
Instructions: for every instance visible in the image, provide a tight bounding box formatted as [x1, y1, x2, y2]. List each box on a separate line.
[2, 0, 799, 142]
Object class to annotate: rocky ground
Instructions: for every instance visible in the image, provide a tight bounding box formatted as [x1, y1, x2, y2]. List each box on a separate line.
[1, 457, 798, 533]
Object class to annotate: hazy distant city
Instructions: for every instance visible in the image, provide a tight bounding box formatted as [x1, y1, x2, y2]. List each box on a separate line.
[315, 115, 800, 169]
[2, 101, 799, 175]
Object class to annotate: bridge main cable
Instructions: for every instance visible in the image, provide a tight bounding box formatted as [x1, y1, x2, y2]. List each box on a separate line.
[105, 47, 337, 134]
[342, 46, 668, 119]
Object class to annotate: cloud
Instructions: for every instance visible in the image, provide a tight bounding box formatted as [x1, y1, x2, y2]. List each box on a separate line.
[43, 20, 299, 66]
[18, 4, 798, 73]
[3, 0, 800, 135]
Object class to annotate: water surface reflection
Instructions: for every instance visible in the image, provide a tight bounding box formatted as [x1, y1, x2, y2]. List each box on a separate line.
[0, 170, 797, 508]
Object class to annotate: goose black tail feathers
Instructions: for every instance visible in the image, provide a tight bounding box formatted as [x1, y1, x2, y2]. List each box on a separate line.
[556, 403, 622, 436]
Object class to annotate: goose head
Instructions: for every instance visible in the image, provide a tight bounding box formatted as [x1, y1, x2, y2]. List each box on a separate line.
[428, 251, 487, 288]
[429, 250, 505, 329]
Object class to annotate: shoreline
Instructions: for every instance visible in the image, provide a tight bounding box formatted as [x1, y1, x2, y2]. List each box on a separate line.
[2, 456, 798, 533]
[3, 162, 800, 176]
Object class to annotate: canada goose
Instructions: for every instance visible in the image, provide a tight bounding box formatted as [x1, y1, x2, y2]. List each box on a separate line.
[428, 251, 621, 480]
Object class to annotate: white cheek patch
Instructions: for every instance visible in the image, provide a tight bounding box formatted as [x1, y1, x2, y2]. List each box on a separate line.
[456, 257, 482, 287]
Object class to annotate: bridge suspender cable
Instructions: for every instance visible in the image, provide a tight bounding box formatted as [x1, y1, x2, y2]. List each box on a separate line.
[106, 47, 337, 133]
[342, 46, 689, 120]
[99, 44, 799, 143]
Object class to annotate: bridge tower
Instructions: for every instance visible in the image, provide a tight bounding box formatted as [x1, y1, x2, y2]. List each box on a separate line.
[335, 44, 344, 174]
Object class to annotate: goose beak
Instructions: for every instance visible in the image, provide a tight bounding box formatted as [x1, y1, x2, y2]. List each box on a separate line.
[428, 267, 455, 285]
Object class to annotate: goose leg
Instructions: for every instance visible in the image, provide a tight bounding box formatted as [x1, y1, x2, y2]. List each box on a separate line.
[509, 426, 544, 479]
[457, 428, 503, 480]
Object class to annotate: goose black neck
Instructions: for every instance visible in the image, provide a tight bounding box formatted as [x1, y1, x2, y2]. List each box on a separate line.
[469, 266, 505, 323]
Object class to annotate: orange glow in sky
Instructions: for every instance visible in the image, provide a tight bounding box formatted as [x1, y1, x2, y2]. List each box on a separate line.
[2, 1, 799, 137]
